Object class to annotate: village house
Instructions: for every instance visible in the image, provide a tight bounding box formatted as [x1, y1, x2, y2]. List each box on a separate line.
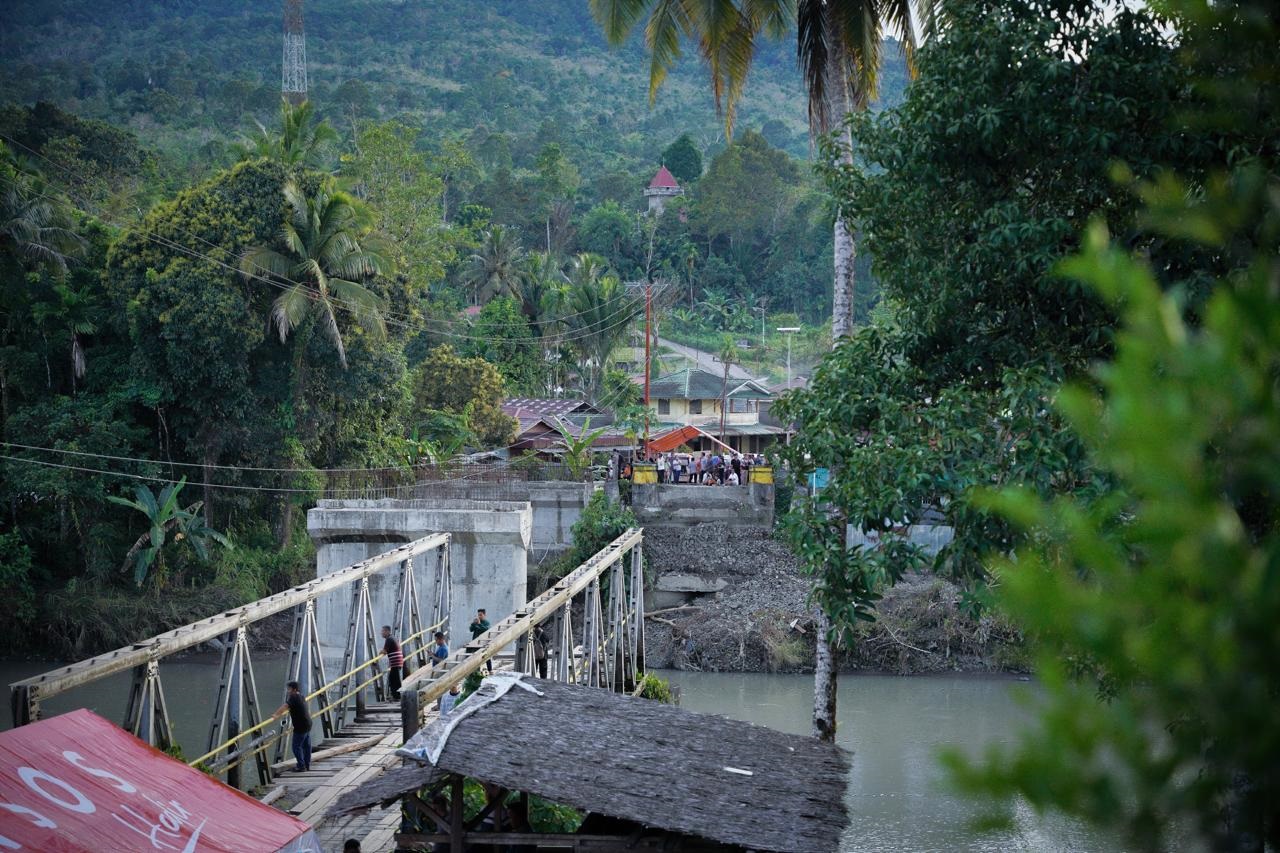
[641, 366, 785, 454]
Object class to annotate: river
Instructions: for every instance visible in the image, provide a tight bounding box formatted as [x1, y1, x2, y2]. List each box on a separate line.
[3, 658, 1123, 851]
[663, 670, 1126, 853]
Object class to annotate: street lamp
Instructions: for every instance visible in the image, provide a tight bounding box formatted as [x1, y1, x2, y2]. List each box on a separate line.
[776, 326, 800, 389]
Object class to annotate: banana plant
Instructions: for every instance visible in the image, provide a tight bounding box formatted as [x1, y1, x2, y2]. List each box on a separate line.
[108, 477, 232, 586]
[558, 418, 607, 481]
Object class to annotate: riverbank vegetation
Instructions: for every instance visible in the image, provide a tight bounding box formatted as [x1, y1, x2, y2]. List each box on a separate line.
[767, 0, 1278, 846]
[0, 0, 899, 653]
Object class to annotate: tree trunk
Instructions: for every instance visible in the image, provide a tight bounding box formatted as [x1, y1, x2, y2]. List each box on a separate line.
[813, 52, 859, 744]
[832, 214, 857, 339]
[812, 608, 838, 741]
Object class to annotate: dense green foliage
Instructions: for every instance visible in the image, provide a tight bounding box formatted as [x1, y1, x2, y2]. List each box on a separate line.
[940, 0, 1280, 846]
[568, 492, 637, 568]
[778, 0, 1205, 626]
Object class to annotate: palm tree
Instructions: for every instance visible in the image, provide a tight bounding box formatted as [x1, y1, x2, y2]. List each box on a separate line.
[519, 251, 568, 338]
[32, 282, 96, 393]
[460, 225, 526, 306]
[240, 178, 387, 375]
[563, 254, 640, 403]
[234, 99, 338, 170]
[590, 0, 945, 744]
[0, 143, 82, 275]
[589, 0, 941, 339]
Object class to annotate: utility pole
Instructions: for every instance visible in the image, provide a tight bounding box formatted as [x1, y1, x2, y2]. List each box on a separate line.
[642, 280, 653, 460]
[282, 0, 308, 105]
[777, 326, 800, 389]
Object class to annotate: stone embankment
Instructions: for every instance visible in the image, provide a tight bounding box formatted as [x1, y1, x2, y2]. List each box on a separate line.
[642, 522, 1026, 675]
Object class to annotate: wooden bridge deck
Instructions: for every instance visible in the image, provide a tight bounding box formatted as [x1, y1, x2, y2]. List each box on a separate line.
[266, 698, 432, 851]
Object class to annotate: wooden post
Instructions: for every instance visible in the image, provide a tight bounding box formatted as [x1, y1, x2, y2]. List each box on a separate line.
[10, 684, 36, 728]
[401, 689, 421, 742]
[450, 773, 465, 853]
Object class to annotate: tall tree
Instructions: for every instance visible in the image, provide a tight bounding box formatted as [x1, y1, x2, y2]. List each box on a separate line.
[240, 178, 387, 376]
[460, 225, 526, 306]
[590, 0, 945, 742]
[563, 253, 640, 403]
[716, 333, 739, 444]
[662, 133, 703, 183]
[235, 99, 338, 170]
[345, 120, 457, 297]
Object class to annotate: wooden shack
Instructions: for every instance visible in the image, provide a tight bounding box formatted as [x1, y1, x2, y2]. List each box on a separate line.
[335, 676, 849, 852]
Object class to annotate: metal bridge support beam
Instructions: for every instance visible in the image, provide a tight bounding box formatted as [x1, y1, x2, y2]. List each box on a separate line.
[431, 544, 451, 656]
[276, 599, 332, 763]
[337, 577, 383, 728]
[630, 544, 646, 680]
[606, 559, 627, 692]
[123, 660, 174, 753]
[393, 555, 428, 671]
[582, 580, 603, 688]
[206, 627, 272, 788]
[554, 603, 574, 682]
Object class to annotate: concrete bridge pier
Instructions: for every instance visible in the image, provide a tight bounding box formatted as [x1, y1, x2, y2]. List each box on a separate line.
[307, 499, 533, 655]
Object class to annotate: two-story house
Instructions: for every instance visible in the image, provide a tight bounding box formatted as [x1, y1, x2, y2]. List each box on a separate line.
[642, 367, 785, 454]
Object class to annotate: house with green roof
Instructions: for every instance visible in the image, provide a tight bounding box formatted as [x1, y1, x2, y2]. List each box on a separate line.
[639, 366, 786, 453]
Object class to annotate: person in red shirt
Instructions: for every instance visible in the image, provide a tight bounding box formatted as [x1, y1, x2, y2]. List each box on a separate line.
[381, 625, 404, 700]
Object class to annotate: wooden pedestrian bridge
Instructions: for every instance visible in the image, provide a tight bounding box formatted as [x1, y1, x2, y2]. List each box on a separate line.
[8, 527, 647, 851]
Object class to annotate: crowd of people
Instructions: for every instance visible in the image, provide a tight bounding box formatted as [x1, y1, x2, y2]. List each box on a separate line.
[616, 449, 767, 485]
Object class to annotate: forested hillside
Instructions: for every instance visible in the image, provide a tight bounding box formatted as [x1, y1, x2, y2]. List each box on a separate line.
[0, 2, 909, 653]
[0, 0, 906, 323]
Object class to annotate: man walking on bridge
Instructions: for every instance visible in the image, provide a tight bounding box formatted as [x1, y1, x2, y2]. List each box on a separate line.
[271, 681, 312, 772]
[381, 625, 404, 700]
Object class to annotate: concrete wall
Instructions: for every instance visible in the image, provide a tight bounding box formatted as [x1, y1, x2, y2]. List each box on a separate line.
[630, 482, 774, 528]
[406, 480, 591, 561]
[847, 524, 955, 557]
[307, 499, 532, 653]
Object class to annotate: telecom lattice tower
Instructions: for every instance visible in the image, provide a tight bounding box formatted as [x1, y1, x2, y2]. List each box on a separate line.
[282, 0, 308, 105]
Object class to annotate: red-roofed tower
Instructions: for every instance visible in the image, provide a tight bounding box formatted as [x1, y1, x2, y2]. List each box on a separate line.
[644, 165, 684, 215]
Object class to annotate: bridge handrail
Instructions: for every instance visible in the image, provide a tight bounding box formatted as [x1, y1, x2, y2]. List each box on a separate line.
[10, 533, 450, 704]
[403, 527, 644, 710]
[188, 617, 446, 770]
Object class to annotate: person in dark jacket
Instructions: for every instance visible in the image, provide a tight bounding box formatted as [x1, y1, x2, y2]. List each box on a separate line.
[271, 680, 312, 771]
[381, 625, 404, 699]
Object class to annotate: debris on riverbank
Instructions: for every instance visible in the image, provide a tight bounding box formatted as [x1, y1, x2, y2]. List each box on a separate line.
[642, 523, 1026, 675]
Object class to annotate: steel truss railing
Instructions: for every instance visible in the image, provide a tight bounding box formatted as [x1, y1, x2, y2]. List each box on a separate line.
[9, 533, 452, 789]
[399, 528, 646, 740]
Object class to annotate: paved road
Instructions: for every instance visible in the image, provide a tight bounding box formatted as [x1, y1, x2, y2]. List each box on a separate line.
[657, 337, 758, 382]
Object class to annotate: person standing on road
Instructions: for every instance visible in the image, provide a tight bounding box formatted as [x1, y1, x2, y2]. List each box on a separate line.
[470, 608, 493, 673]
[271, 680, 312, 772]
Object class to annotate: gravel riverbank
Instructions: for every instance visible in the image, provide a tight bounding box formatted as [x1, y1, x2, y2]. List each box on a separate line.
[641, 523, 1026, 675]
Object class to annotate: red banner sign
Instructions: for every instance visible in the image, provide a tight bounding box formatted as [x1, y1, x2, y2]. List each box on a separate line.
[0, 709, 319, 852]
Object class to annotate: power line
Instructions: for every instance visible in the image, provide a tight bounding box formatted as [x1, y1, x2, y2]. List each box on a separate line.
[1, 133, 656, 341]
